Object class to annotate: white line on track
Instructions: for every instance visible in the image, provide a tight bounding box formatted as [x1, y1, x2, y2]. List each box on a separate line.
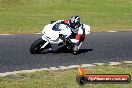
[0, 31, 119, 36]
[0, 34, 12, 35]
[107, 31, 117, 32]
[34, 33, 43, 34]
[0, 33, 43, 35]
[0, 61, 131, 77]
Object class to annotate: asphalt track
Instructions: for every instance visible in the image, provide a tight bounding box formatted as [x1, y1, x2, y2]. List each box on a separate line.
[0, 32, 132, 73]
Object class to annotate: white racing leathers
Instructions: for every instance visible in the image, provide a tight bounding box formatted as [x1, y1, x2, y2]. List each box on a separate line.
[69, 24, 90, 54]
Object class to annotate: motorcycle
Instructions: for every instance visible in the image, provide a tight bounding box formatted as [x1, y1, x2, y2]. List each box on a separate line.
[30, 21, 90, 55]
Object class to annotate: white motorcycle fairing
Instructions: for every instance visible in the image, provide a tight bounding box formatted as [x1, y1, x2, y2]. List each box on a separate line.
[42, 23, 72, 45]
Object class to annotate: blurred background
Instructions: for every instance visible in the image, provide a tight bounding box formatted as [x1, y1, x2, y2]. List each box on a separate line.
[0, 0, 132, 33]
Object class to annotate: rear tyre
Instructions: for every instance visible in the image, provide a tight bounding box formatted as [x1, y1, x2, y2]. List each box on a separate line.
[30, 38, 46, 54]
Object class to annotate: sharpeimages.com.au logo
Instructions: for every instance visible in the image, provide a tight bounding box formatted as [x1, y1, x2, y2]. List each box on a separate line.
[76, 65, 131, 85]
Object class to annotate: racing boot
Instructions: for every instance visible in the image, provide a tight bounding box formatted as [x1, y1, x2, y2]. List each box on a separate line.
[73, 42, 82, 55]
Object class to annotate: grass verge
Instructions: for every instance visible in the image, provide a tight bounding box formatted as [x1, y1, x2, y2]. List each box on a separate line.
[0, 63, 132, 88]
[0, 0, 132, 34]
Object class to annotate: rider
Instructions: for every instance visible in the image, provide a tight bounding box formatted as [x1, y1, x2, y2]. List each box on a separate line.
[52, 16, 90, 54]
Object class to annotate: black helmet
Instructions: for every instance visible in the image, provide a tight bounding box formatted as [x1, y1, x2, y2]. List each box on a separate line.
[69, 16, 80, 29]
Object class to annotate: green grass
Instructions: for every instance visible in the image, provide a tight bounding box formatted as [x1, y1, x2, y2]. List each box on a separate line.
[0, 64, 132, 88]
[0, 0, 132, 34]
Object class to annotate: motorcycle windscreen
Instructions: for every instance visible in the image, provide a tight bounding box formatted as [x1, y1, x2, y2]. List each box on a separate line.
[52, 23, 62, 31]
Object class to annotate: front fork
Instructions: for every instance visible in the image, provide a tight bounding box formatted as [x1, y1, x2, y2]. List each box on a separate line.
[41, 41, 49, 49]
[41, 36, 50, 49]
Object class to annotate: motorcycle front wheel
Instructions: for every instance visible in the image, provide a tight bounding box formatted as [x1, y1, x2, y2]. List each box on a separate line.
[30, 38, 49, 54]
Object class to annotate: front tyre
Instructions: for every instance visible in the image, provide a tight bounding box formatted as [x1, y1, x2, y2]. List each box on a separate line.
[30, 38, 46, 54]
